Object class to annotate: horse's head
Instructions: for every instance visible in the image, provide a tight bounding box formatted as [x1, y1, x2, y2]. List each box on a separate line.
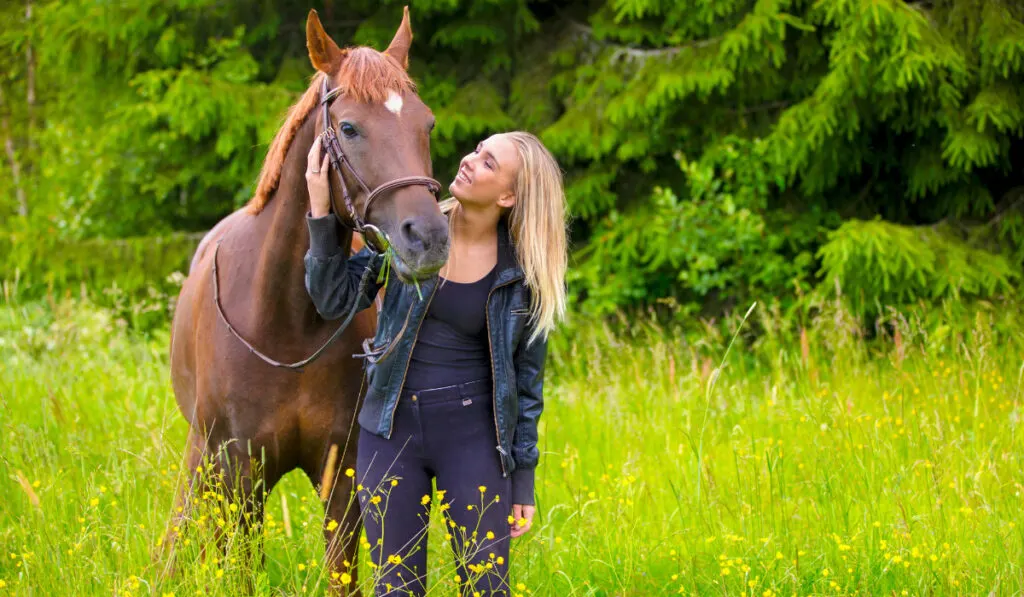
[306, 8, 448, 281]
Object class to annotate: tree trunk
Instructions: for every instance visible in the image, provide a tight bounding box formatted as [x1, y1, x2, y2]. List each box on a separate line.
[24, 0, 36, 198]
[0, 85, 27, 217]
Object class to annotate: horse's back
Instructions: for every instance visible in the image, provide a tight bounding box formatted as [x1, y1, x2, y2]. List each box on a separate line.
[190, 208, 248, 274]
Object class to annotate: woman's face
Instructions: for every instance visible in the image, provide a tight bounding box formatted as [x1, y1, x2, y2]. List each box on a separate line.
[449, 134, 519, 210]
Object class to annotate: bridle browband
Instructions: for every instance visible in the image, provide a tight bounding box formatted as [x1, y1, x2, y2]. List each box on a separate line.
[210, 75, 442, 372]
[318, 75, 441, 252]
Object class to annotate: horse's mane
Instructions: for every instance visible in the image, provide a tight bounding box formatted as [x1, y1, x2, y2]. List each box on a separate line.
[246, 48, 416, 215]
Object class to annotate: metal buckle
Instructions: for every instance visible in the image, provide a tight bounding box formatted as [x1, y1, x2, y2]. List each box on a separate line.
[361, 223, 390, 253]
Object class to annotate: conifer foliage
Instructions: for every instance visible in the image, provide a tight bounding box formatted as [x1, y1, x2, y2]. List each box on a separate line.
[1, 0, 1022, 316]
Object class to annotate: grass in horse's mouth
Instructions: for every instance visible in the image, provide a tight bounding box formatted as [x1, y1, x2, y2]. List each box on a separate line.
[377, 246, 424, 301]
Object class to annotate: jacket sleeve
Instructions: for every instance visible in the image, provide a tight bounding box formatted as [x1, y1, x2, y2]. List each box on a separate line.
[303, 213, 385, 320]
[510, 321, 548, 506]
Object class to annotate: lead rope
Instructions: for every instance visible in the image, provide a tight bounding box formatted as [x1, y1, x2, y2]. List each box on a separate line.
[211, 239, 375, 372]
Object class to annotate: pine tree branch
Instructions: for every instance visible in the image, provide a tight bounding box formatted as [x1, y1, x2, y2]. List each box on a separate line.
[987, 186, 1024, 227]
[609, 38, 720, 62]
[563, 17, 720, 63]
[724, 100, 792, 115]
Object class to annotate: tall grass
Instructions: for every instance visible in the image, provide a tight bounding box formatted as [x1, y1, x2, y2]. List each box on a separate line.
[1, 295, 1022, 595]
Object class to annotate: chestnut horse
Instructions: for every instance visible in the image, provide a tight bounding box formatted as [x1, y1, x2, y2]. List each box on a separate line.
[168, 8, 448, 589]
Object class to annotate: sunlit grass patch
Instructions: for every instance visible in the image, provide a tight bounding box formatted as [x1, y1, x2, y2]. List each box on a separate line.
[1, 296, 1022, 595]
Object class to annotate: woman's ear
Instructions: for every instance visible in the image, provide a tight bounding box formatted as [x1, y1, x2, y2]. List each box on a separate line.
[496, 191, 516, 210]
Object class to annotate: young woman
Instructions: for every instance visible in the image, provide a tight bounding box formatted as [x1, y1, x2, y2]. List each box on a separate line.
[304, 131, 568, 596]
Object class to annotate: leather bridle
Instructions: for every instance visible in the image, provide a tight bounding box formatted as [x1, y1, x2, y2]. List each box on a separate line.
[210, 76, 442, 372]
[318, 75, 441, 252]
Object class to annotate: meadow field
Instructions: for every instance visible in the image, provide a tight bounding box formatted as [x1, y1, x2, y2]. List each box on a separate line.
[1, 296, 1022, 596]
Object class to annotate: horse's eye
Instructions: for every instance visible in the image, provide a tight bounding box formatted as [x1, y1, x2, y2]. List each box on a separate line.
[340, 123, 358, 139]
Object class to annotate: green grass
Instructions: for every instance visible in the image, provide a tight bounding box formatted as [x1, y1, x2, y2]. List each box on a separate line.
[1, 296, 1023, 596]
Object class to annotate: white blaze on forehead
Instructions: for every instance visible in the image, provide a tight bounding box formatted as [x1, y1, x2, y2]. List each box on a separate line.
[384, 91, 403, 115]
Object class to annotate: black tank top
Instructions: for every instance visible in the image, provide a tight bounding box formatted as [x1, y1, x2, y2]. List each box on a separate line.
[403, 265, 497, 391]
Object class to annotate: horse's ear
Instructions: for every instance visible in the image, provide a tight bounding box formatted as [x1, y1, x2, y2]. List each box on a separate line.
[383, 6, 413, 70]
[306, 9, 344, 73]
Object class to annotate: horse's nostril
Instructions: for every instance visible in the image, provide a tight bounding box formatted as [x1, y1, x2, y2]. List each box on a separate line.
[401, 217, 428, 251]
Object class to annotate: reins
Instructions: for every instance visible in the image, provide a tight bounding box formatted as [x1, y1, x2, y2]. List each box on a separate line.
[211, 240, 374, 372]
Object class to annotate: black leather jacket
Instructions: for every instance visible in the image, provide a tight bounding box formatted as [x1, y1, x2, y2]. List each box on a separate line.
[304, 214, 547, 505]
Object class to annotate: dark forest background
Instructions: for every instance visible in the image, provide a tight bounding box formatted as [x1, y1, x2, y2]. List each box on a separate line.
[2, 0, 1022, 327]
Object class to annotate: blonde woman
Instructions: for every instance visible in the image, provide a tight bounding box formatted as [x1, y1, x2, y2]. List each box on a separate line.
[304, 131, 568, 596]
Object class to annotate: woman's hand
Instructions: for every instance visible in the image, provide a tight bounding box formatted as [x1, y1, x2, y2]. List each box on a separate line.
[510, 504, 535, 538]
[306, 135, 332, 218]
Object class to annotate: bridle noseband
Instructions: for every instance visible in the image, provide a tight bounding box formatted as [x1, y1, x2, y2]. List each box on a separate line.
[318, 76, 441, 252]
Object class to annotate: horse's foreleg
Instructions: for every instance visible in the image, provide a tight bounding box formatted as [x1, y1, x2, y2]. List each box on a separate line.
[319, 444, 363, 596]
[215, 442, 274, 595]
[157, 427, 208, 575]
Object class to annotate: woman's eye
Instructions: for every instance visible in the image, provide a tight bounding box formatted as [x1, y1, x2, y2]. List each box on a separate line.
[340, 123, 358, 139]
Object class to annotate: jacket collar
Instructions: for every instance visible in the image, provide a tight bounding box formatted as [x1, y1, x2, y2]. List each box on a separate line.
[494, 215, 524, 287]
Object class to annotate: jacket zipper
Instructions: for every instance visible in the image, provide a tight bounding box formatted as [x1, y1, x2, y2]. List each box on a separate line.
[386, 278, 440, 438]
[485, 277, 521, 478]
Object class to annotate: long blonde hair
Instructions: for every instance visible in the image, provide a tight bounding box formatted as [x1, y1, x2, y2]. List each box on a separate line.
[440, 132, 568, 345]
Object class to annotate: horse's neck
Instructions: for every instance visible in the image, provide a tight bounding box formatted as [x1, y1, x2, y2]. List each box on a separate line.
[251, 120, 350, 324]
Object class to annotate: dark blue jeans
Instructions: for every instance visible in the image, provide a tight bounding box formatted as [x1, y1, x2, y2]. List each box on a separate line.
[357, 378, 511, 596]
